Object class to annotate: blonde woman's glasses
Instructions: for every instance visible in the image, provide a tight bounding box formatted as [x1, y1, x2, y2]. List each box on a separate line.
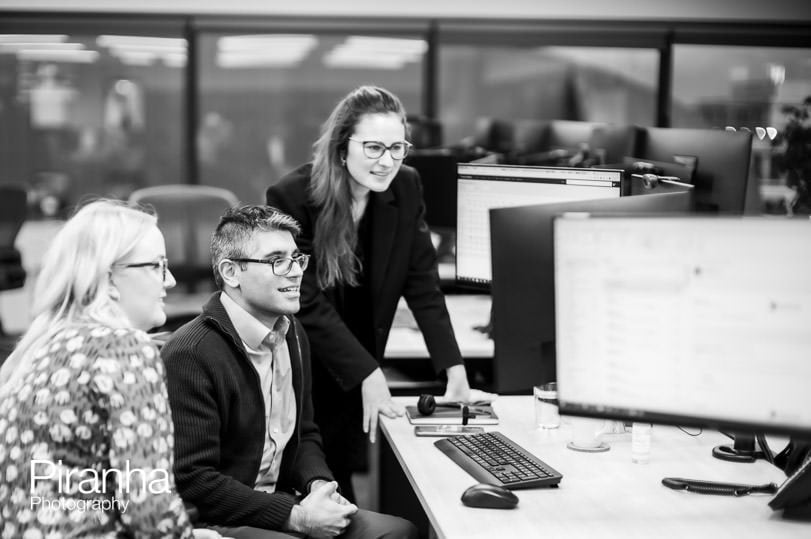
[114, 256, 169, 283]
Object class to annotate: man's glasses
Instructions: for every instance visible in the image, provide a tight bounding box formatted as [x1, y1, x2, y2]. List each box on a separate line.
[114, 256, 170, 283]
[230, 253, 310, 276]
[349, 138, 412, 160]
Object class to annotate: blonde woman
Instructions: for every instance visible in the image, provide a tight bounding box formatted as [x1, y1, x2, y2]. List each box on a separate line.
[0, 200, 221, 538]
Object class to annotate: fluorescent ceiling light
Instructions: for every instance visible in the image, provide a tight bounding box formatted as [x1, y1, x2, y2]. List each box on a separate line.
[217, 54, 303, 68]
[163, 53, 187, 68]
[344, 36, 427, 54]
[216, 34, 317, 69]
[323, 53, 407, 70]
[0, 42, 85, 51]
[323, 36, 426, 70]
[0, 34, 68, 43]
[218, 34, 316, 51]
[111, 50, 157, 66]
[17, 49, 99, 63]
[99, 35, 188, 67]
[97, 35, 186, 49]
[105, 43, 187, 53]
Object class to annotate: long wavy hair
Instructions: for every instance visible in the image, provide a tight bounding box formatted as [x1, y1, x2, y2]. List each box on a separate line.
[309, 85, 408, 289]
[0, 199, 157, 396]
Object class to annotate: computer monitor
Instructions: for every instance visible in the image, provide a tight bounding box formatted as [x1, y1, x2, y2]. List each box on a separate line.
[455, 163, 622, 289]
[554, 215, 811, 439]
[638, 127, 756, 214]
[405, 151, 458, 230]
[488, 187, 694, 393]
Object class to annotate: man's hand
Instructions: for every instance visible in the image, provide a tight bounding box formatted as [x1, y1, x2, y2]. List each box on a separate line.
[361, 368, 405, 443]
[287, 481, 358, 538]
[309, 479, 351, 505]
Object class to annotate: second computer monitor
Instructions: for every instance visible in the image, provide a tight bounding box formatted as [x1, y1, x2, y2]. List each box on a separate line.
[455, 163, 622, 289]
[489, 189, 693, 394]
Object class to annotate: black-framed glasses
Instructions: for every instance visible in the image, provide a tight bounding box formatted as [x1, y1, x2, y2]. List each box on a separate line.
[230, 253, 310, 276]
[348, 138, 412, 160]
[114, 256, 170, 283]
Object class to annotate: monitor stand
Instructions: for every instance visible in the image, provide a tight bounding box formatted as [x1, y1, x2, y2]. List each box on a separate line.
[713, 432, 766, 463]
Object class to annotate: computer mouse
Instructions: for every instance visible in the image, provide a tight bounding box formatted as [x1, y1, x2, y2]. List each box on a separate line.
[460, 483, 519, 509]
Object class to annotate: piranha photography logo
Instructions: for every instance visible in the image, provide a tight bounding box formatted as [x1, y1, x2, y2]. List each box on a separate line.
[29, 459, 171, 513]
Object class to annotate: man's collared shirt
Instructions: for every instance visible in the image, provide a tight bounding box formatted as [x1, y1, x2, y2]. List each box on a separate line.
[220, 292, 297, 491]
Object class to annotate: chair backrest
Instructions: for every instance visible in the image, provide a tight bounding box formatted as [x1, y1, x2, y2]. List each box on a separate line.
[472, 117, 515, 154]
[129, 184, 239, 292]
[588, 124, 642, 164]
[0, 184, 28, 291]
[547, 120, 604, 150]
[407, 115, 444, 149]
[511, 119, 550, 155]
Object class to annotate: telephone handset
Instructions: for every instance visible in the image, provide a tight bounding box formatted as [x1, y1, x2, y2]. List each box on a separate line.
[769, 454, 811, 520]
[661, 477, 778, 496]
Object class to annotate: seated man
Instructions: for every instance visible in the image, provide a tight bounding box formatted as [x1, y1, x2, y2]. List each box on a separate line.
[162, 205, 417, 539]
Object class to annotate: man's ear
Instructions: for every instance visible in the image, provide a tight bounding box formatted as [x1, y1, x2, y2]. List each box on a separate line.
[218, 259, 241, 289]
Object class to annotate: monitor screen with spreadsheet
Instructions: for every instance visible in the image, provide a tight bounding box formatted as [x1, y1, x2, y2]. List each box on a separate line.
[554, 215, 811, 437]
[455, 164, 622, 289]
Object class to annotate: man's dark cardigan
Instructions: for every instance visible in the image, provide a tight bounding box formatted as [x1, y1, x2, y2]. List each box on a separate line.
[161, 293, 334, 530]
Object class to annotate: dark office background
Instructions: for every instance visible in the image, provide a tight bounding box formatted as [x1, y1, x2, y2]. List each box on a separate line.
[0, 1, 809, 215]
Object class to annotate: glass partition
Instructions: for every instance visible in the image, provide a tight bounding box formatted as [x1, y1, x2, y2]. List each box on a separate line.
[672, 44, 811, 214]
[196, 31, 426, 204]
[0, 28, 186, 218]
[437, 45, 658, 146]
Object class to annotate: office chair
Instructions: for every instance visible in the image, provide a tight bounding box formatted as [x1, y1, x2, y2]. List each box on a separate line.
[588, 124, 641, 164]
[0, 184, 29, 338]
[449, 117, 513, 163]
[407, 115, 443, 149]
[509, 120, 639, 167]
[129, 184, 239, 330]
[511, 119, 550, 157]
[472, 117, 515, 155]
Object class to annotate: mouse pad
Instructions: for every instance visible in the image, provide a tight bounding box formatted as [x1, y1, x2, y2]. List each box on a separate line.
[406, 404, 499, 425]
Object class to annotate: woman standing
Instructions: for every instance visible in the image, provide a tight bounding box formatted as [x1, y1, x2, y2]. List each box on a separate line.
[0, 200, 218, 538]
[266, 86, 488, 501]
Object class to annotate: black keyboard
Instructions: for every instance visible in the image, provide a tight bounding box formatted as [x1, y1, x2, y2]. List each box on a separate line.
[434, 431, 562, 489]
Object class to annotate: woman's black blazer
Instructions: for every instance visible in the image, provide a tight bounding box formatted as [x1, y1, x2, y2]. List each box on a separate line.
[266, 163, 463, 392]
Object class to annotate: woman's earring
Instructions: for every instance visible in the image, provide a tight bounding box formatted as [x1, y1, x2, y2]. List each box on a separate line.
[340, 155, 346, 167]
[108, 285, 120, 302]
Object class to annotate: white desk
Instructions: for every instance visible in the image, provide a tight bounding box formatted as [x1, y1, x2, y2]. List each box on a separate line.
[384, 294, 493, 359]
[379, 396, 806, 539]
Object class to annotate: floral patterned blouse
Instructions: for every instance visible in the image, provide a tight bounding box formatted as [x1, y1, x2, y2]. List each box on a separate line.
[0, 324, 194, 538]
